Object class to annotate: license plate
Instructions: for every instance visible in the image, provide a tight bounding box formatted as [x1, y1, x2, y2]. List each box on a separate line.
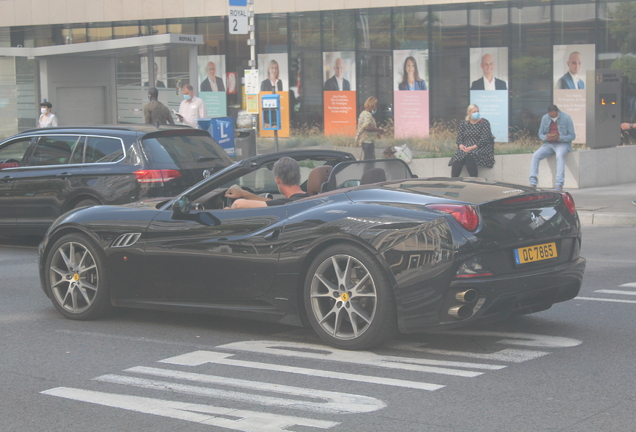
[514, 242, 558, 264]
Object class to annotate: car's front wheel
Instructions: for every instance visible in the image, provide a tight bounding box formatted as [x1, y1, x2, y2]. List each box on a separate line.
[44, 233, 111, 320]
[304, 245, 398, 350]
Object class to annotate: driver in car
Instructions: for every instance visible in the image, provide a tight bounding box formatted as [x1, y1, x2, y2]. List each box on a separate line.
[225, 157, 309, 209]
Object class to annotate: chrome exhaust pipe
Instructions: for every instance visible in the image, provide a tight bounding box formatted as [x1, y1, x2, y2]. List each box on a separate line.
[455, 289, 478, 303]
[448, 305, 473, 319]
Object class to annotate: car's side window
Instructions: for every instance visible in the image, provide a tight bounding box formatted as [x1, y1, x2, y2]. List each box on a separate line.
[84, 137, 124, 164]
[27, 136, 82, 167]
[0, 138, 33, 169]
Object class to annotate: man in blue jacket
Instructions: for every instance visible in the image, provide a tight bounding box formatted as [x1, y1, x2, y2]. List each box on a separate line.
[529, 104, 576, 191]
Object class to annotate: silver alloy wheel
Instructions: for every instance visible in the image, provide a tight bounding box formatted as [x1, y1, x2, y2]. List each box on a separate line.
[49, 241, 99, 314]
[309, 254, 377, 340]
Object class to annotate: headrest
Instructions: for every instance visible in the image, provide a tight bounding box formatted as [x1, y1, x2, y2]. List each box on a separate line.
[307, 165, 333, 195]
[360, 167, 386, 185]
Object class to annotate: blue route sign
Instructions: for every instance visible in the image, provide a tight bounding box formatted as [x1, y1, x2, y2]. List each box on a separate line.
[229, 0, 247, 6]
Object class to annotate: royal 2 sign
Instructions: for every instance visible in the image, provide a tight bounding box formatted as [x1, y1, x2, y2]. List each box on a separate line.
[229, 0, 248, 35]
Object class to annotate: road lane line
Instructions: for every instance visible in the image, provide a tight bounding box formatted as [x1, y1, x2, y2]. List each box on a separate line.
[619, 282, 636, 288]
[595, 289, 636, 296]
[428, 331, 581, 348]
[213, 340, 505, 371]
[100, 367, 385, 413]
[576, 296, 636, 304]
[386, 344, 549, 363]
[42, 387, 338, 431]
[160, 351, 446, 390]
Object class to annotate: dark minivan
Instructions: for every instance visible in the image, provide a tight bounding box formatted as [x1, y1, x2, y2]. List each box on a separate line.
[0, 125, 234, 235]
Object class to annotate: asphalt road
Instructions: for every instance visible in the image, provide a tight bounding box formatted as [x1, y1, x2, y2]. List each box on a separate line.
[1, 226, 635, 432]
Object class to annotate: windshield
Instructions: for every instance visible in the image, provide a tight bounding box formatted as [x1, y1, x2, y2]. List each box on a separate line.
[220, 159, 330, 194]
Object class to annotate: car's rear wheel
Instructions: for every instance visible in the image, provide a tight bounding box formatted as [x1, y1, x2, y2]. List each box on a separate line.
[44, 233, 111, 320]
[304, 245, 398, 350]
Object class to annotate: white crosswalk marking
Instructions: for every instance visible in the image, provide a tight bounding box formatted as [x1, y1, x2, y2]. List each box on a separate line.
[42, 387, 340, 431]
[429, 331, 582, 348]
[95, 366, 385, 413]
[595, 289, 636, 296]
[42, 331, 582, 431]
[577, 281, 636, 304]
[161, 350, 445, 390]
[387, 344, 549, 363]
[577, 296, 636, 304]
[212, 340, 506, 372]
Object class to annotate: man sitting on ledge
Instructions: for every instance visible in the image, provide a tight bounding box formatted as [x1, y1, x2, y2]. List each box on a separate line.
[225, 157, 309, 209]
[529, 104, 575, 192]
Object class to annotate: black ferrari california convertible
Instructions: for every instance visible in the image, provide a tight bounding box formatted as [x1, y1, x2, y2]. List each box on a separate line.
[38, 150, 586, 350]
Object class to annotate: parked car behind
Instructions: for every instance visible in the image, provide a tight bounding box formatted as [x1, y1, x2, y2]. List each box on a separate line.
[0, 125, 233, 236]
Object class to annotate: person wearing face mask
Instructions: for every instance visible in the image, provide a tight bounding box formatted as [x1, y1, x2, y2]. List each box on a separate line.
[449, 104, 495, 177]
[354, 97, 384, 160]
[38, 102, 58, 128]
[176, 84, 207, 129]
[529, 104, 575, 191]
[144, 87, 174, 125]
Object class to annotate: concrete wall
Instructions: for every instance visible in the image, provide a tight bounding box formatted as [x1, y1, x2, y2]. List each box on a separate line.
[0, 0, 506, 27]
[404, 146, 636, 189]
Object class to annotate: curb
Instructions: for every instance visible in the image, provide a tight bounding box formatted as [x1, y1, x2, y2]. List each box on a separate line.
[578, 212, 636, 226]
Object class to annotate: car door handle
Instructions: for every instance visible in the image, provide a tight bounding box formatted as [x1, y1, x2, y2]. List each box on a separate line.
[56, 172, 71, 179]
[1, 175, 12, 183]
[264, 229, 280, 241]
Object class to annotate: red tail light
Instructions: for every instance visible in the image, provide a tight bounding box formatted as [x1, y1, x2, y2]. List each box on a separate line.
[561, 192, 576, 215]
[134, 169, 182, 183]
[427, 204, 479, 231]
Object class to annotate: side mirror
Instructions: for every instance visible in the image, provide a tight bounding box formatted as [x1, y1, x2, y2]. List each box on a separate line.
[173, 195, 191, 214]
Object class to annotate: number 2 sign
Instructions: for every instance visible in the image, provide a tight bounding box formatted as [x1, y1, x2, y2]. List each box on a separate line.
[229, 6, 248, 35]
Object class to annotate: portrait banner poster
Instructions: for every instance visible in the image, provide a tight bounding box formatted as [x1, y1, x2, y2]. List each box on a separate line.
[323, 51, 356, 136]
[258, 54, 289, 92]
[393, 50, 428, 91]
[470, 91, 509, 142]
[199, 92, 227, 118]
[394, 92, 429, 139]
[393, 49, 429, 138]
[198, 55, 227, 117]
[258, 92, 290, 138]
[323, 92, 357, 136]
[469, 47, 509, 142]
[470, 48, 508, 90]
[323, 52, 356, 91]
[553, 44, 595, 144]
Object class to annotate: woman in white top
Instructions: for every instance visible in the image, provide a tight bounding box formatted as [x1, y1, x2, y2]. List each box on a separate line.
[38, 101, 58, 128]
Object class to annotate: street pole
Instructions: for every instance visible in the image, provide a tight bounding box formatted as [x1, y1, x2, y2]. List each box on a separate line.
[248, 0, 257, 132]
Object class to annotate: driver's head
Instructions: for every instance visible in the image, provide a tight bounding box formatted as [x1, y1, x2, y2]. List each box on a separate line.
[273, 157, 301, 188]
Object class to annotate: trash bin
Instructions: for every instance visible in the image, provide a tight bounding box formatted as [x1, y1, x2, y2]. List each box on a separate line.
[235, 129, 257, 160]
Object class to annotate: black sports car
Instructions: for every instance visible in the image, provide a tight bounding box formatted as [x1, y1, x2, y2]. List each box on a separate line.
[38, 150, 586, 350]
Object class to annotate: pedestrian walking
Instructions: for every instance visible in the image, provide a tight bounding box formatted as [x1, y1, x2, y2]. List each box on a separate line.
[38, 101, 58, 128]
[354, 97, 383, 160]
[144, 87, 174, 125]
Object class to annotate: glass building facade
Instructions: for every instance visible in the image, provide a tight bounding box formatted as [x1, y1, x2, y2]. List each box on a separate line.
[0, 0, 634, 140]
